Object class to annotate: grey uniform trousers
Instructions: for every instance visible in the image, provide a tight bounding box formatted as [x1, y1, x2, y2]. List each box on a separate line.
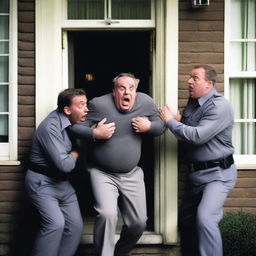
[25, 170, 84, 256]
[89, 166, 147, 256]
[179, 164, 237, 256]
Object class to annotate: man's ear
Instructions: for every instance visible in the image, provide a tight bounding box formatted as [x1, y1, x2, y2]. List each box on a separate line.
[206, 80, 213, 89]
[63, 106, 71, 116]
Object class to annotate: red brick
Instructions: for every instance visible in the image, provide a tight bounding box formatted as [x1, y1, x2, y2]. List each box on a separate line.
[18, 58, 35, 68]
[18, 22, 35, 33]
[0, 202, 23, 213]
[0, 214, 13, 223]
[179, 11, 224, 21]
[0, 173, 24, 180]
[179, 42, 224, 53]
[0, 191, 25, 201]
[19, 50, 35, 58]
[18, 85, 35, 96]
[18, 32, 34, 42]
[180, 31, 223, 42]
[225, 198, 256, 207]
[18, 96, 35, 105]
[236, 178, 256, 188]
[242, 208, 256, 214]
[179, 53, 224, 64]
[238, 170, 256, 178]
[19, 41, 35, 51]
[18, 105, 35, 117]
[18, 11, 34, 23]
[18, 117, 35, 127]
[18, 2, 34, 11]
[0, 181, 23, 190]
[19, 67, 35, 75]
[18, 127, 34, 140]
[228, 188, 248, 198]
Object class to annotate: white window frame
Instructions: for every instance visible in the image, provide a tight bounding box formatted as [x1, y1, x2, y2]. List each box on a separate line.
[62, 0, 155, 28]
[36, 0, 178, 244]
[224, 0, 256, 169]
[0, 0, 19, 164]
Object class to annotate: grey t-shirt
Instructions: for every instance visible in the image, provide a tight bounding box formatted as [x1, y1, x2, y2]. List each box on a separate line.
[72, 92, 165, 173]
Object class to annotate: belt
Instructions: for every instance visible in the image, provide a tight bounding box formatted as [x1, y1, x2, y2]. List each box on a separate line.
[28, 162, 69, 181]
[189, 155, 234, 172]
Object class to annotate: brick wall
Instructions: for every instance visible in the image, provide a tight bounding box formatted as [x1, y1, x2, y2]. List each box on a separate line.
[178, 0, 256, 215]
[225, 170, 256, 214]
[0, 1, 35, 255]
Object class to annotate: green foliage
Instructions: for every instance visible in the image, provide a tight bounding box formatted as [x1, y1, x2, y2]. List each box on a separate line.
[220, 212, 256, 256]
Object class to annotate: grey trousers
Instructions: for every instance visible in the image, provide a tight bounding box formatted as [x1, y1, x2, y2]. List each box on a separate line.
[179, 164, 237, 256]
[89, 166, 147, 256]
[25, 170, 84, 256]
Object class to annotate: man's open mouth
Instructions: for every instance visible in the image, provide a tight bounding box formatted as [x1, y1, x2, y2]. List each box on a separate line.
[123, 97, 130, 104]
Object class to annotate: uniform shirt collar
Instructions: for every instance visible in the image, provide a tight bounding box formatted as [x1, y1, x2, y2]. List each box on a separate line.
[58, 110, 72, 131]
[197, 87, 218, 106]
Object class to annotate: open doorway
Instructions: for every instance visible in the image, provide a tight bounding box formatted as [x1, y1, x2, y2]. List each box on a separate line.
[69, 31, 155, 231]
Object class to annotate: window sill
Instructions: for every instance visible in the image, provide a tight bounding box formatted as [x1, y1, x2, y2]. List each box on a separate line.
[234, 155, 256, 170]
[0, 160, 21, 166]
[236, 163, 256, 170]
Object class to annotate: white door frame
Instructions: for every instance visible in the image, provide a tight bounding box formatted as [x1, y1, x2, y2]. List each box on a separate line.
[36, 0, 178, 244]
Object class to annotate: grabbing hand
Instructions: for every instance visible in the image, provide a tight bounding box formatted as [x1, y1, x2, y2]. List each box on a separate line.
[160, 106, 181, 123]
[93, 118, 116, 140]
[132, 116, 151, 133]
[71, 150, 79, 159]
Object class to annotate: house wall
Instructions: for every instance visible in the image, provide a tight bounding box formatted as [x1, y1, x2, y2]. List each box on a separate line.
[0, 0, 255, 255]
[178, 0, 256, 216]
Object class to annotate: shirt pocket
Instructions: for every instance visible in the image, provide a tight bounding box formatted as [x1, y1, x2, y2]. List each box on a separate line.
[183, 107, 204, 126]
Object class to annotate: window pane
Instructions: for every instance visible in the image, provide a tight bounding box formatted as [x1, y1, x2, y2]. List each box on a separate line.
[230, 78, 256, 119]
[0, 0, 9, 13]
[68, 0, 104, 19]
[0, 85, 8, 112]
[0, 115, 8, 142]
[231, 0, 256, 39]
[0, 41, 8, 54]
[112, 0, 151, 19]
[233, 122, 256, 155]
[0, 56, 8, 82]
[230, 42, 256, 72]
[0, 16, 9, 40]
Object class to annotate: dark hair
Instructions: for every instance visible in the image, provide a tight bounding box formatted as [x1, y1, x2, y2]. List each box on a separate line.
[113, 72, 140, 88]
[193, 65, 217, 85]
[57, 88, 86, 112]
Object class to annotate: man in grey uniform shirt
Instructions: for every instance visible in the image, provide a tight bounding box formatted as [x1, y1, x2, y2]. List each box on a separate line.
[160, 65, 237, 256]
[25, 88, 115, 256]
[71, 73, 165, 256]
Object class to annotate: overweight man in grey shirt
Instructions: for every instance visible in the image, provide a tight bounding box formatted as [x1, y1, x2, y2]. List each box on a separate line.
[25, 88, 115, 256]
[160, 65, 237, 256]
[71, 73, 165, 256]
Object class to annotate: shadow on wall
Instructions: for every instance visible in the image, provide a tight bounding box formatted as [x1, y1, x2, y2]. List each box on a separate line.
[9, 200, 39, 256]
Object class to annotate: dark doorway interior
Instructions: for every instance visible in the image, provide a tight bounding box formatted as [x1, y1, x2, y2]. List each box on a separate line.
[70, 31, 155, 230]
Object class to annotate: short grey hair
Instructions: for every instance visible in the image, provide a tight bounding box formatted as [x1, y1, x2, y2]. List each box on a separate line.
[113, 73, 140, 88]
[193, 65, 217, 86]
